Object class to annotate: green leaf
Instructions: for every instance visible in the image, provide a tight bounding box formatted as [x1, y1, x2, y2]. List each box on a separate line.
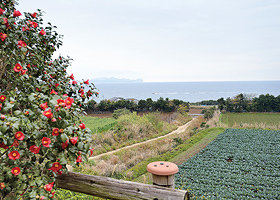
[28, 93, 36, 102]
[50, 95, 60, 106]
[60, 120, 68, 129]
[28, 190, 37, 198]
[46, 161, 53, 169]
[35, 177, 43, 186]
[60, 156, 67, 165]
[12, 121, 20, 130]
[0, 124, 8, 134]
[13, 110, 21, 116]
[60, 133, 68, 143]
[34, 130, 42, 139]
[21, 47, 28, 52]
[2, 102, 14, 111]
[47, 152, 56, 161]
[77, 142, 83, 150]
[84, 143, 90, 152]
[7, 138, 14, 146]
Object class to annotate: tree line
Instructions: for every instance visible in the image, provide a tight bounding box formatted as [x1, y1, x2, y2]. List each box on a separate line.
[217, 93, 280, 112]
[86, 97, 189, 113]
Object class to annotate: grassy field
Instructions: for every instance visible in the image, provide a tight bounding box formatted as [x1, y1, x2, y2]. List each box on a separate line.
[80, 116, 117, 133]
[220, 112, 280, 128]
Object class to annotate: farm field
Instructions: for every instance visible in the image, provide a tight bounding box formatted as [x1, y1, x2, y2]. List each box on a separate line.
[220, 112, 280, 128]
[80, 116, 117, 133]
[176, 129, 280, 199]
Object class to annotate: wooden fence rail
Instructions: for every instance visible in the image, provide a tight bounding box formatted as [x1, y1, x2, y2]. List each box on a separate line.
[56, 172, 189, 200]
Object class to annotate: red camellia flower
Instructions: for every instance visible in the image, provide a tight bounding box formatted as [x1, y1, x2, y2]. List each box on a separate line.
[29, 145, 40, 154]
[44, 182, 54, 192]
[87, 90, 93, 97]
[40, 102, 48, 110]
[0, 32, 7, 41]
[0, 103, 2, 110]
[55, 83, 59, 87]
[0, 8, 4, 15]
[79, 123, 86, 130]
[62, 140, 69, 149]
[11, 167, 21, 176]
[84, 79, 89, 85]
[48, 162, 62, 172]
[0, 142, 8, 149]
[13, 63, 22, 72]
[27, 20, 38, 28]
[3, 18, 9, 29]
[72, 81, 77, 84]
[20, 69, 28, 75]
[70, 136, 78, 145]
[89, 148, 94, 156]
[57, 99, 64, 106]
[1, 114, 5, 119]
[69, 73, 74, 80]
[13, 10, 22, 17]
[42, 109, 53, 119]
[0, 182, 5, 189]
[31, 12, 37, 18]
[17, 40, 27, 48]
[11, 139, 19, 147]
[76, 155, 82, 163]
[22, 26, 30, 31]
[51, 191, 55, 198]
[65, 97, 74, 109]
[8, 150, 20, 160]
[50, 89, 58, 95]
[41, 137, 51, 147]
[52, 128, 59, 136]
[39, 28, 46, 36]
[0, 95, 6, 102]
[15, 131, 24, 141]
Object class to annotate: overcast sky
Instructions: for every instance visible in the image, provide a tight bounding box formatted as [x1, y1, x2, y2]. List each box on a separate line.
[17, 0, 280, 82]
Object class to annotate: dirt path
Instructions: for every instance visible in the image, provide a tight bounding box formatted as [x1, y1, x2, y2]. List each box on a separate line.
[89, 118, 196, 161]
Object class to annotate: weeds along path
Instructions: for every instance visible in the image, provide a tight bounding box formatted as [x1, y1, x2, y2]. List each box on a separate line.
[89, 118, 196, 161]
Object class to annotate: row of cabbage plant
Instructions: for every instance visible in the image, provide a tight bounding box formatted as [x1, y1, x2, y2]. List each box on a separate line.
[175, 129, 280, 199]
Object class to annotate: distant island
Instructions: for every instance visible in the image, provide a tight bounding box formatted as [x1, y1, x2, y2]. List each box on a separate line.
[90, 77, 143, 84]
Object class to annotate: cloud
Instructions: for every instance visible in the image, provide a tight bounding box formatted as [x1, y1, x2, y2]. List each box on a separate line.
[17, 0, 280, 82]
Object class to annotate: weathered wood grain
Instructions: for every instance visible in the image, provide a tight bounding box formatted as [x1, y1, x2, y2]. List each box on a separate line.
[56, 172, 189, 200]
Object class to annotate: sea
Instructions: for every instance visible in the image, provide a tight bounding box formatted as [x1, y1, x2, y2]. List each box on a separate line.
[93, 81, 280, 103]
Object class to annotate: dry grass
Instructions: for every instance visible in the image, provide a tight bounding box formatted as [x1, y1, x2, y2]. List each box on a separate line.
[230, 122, 280, 130]
[91, 112, 190, 155]
[206, 110, 223, 128]
[79, 117, 210, 178]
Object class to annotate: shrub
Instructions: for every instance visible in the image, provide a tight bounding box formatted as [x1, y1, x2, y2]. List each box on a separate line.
[112, 108, 131, 119]
[0, 1, 96, 199]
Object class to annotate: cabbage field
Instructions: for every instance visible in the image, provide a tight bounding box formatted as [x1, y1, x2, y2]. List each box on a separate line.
[175, 129, 280, 199]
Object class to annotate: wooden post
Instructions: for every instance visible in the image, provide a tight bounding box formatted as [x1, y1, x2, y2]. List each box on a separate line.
[147, 161, 178, 188]
[56, 171, 189, 200]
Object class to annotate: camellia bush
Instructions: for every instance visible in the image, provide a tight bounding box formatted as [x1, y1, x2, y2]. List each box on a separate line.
[0, 0, 97, 199]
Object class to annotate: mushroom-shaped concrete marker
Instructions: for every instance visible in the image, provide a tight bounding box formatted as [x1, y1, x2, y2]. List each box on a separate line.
[147, 161, 179, 188]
